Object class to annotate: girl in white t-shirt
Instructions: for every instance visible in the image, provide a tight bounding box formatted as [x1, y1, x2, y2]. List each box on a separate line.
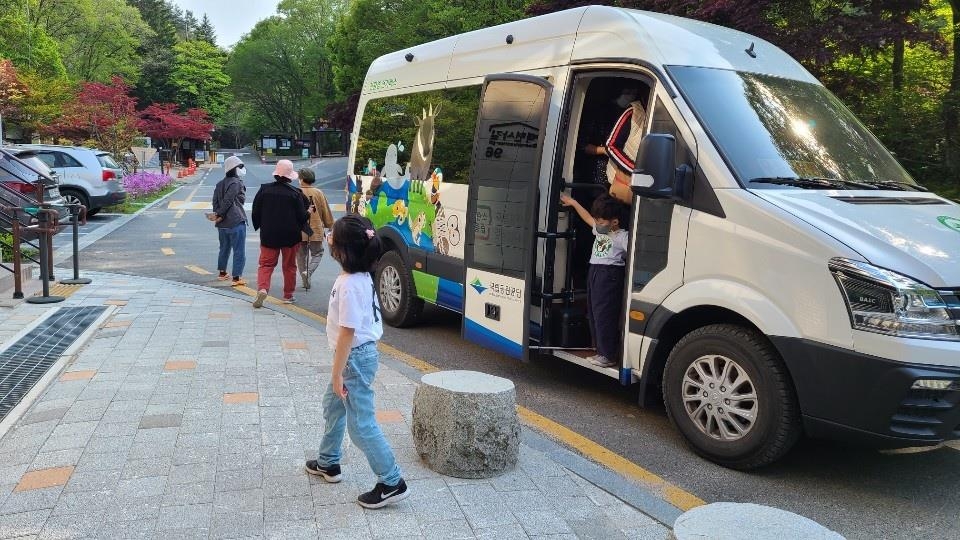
[304, 214, 408, 509]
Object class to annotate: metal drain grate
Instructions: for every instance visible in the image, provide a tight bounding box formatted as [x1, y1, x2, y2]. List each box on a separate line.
[0, 306, 107, 420]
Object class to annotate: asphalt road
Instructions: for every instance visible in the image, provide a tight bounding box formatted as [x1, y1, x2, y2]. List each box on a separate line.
[74, 152, 960, 539]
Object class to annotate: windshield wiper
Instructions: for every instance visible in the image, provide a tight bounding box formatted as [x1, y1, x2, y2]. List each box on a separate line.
[749, 176, 876, 190]
[857, 180, 928, 192]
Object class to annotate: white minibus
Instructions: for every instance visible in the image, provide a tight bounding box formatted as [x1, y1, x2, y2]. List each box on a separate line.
[346, 5, 960, 468]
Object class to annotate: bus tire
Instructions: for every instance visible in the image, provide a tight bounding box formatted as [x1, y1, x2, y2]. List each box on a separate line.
[376, 250, 424, 328]
[662, 324, 801, 470]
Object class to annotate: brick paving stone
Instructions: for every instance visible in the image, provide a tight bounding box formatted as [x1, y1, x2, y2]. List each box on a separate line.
[475, 523, 529, 540]
[62, 468, 122, 494]
[421, 519, 475, 540]
[37, 511, 104, 540]
[117, 474, 167, 497]
[213, 489, 264, 514]
[265, 495, 315, 522]
[263, 475, 311, 499]
[15, 467, 73, 492]
[514, 509, 574, 536]
[156, 503, 213, 530]
[19, 408, 69, 426]
[320, 527, 374, 540]
[623, 525, 672, 540]
[163, 481, 215, 506]
[314, 501, 365, 529]
[139, 414, 183, 429]
[96, 518, 158, 539]
[365, 511, 422, 538]
[461, 503, 518, 530]
[0, 487, 62, 515]
[0, 509, 52, 537]
[49, 491, 112, 517]
[411, 496, 466, 525]
[210, 509, 263, 539]
[264, 520, 319, 540]
[107, 495, 163, 522]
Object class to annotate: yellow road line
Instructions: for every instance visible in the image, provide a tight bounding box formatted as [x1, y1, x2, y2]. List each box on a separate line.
[227, 276, 703, 511]
[185, 265, 212, 275]
[167, 201, 212, 210]
[175, 209, 185, 219]
[161, 232, 172, 239]
[161, 248, 175, 256]
[516, 407, 705, 511]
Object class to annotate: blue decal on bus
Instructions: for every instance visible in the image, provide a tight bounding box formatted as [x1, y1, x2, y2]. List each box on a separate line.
[464, 318, 522, 359]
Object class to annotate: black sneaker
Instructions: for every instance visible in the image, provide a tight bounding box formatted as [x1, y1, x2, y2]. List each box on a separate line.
[304, 460, 342, 483]
[357, 479, 409, 509]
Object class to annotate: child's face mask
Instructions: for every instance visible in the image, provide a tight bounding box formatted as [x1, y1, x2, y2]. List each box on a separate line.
[595, 218, 618, 235]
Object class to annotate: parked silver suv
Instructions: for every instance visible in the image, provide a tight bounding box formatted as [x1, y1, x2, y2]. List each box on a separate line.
[15, 144, 126, 216]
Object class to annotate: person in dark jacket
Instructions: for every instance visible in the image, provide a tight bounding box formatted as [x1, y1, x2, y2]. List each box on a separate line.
[212, 155, 248, 287]
[251, 159, 310, 307]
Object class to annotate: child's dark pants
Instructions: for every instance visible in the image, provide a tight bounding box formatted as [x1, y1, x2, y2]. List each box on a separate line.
[587, 264, 626, 361]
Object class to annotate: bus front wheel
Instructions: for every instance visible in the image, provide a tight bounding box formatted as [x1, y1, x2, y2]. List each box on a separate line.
[376, 251, 424, 328]
[662, 324, 801, 470]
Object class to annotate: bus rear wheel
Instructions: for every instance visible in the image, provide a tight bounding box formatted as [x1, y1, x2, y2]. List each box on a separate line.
[662, 324, 801, 470]
[376, 250, 423, 328]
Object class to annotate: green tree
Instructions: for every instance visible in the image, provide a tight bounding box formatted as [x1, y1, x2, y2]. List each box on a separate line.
[27, 0, 150, 82]
[326, 0, 525, 124]
[171, 40, 231, 121]
[196, 14, 217, 46]
[226, 16, 315, 135]
[0, 4, 66, 79]
[128, 0, 180, 105]
[16, 72, 74, 140]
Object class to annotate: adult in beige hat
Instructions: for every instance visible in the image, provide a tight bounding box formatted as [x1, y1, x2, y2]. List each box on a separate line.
[251, 159, 311, 306]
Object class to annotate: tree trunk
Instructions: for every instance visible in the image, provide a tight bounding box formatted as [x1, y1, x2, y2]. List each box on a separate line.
[944, 1, 960, 180]
[893, 37, 904, 92]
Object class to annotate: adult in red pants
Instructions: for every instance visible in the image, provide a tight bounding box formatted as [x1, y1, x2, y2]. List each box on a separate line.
[251, 159, 311, 307]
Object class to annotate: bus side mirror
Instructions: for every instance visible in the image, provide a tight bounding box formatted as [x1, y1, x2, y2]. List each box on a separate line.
[630, 133, 676, 199]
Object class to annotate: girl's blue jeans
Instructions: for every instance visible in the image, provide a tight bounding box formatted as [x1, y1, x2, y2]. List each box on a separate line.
[217, 222, 246, 277]
[316, 341, 402, 486]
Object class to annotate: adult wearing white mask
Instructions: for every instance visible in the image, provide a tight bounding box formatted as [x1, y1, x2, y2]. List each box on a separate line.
[211, 155, 248, 286]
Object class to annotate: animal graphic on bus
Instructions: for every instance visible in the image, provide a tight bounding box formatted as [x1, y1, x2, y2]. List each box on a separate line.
[349, 89, 476, 261]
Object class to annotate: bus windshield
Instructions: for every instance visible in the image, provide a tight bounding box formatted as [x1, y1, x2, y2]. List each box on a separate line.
[667, 66, 917, 190]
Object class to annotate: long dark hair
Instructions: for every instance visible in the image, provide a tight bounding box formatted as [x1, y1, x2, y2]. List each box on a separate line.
[330, 214, 382, 273]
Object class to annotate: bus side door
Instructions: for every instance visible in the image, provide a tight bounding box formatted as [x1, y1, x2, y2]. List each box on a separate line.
[463, 74, 553, 360]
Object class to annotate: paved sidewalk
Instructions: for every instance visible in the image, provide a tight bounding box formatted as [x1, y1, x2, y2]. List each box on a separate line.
[0, 273, 669, 539]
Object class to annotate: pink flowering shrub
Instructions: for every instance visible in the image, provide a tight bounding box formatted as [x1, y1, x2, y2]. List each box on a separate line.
[122, 171, 174, 197]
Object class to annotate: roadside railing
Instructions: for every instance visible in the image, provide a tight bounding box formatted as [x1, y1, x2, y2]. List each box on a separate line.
[0, 177, 89, 301]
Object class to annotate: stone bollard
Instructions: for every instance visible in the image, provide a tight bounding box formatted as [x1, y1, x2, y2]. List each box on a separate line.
[411, 370, 520, 479]
[671, 503, 845, 540]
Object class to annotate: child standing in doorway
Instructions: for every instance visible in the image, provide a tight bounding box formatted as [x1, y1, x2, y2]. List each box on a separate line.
[304, 214, 409, 508]
[559, 193, 629, 368]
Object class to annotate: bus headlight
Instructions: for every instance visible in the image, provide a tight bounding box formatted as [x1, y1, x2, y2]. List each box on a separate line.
[829, 258, 959, 341]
